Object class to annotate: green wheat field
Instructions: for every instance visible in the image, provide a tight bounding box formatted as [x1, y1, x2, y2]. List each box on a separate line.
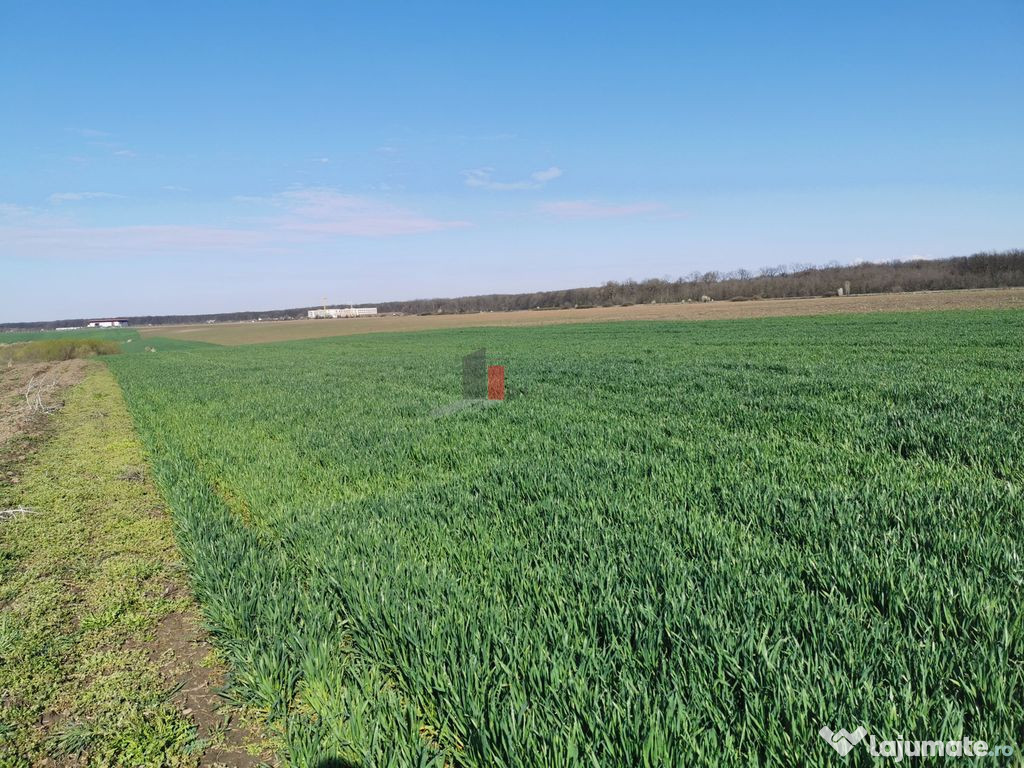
[104, 310, 1024, 767]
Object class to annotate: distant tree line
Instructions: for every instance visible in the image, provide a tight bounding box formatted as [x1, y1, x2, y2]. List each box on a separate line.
[373, 249, 1024, 314]
[2, 249, 1021, 331]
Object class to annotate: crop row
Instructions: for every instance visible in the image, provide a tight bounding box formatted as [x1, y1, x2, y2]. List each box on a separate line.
[108, 311, 1024, 766]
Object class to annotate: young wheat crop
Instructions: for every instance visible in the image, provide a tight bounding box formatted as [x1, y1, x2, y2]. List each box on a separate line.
[107, 310, 1024, 767]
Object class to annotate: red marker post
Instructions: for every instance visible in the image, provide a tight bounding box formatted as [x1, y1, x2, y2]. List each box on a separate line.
[487, 365, 505, 400]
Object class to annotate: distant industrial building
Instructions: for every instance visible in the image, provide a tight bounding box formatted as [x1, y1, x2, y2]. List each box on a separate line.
[87, 319, 124, 328]
[307, 307, 378, 319]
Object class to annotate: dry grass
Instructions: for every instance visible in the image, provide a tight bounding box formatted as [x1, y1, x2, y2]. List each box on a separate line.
[0, 358, 91, 451]
[0, 338, 121, 363]
[141, 286, 1024, 346]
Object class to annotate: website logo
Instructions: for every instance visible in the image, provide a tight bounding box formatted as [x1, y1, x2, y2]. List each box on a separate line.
[818, 725, 1015, 761]
[820, 726, 867, 757]
[432, 348, 506, 418]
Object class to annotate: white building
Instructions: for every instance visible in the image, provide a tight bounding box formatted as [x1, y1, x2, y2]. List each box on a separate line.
[307, 307, 378, 319]
[87, 320, 124, 328]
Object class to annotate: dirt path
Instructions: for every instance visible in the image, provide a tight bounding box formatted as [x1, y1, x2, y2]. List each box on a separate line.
[0, 363, 277, 766]
[140, 286, 1024, 346]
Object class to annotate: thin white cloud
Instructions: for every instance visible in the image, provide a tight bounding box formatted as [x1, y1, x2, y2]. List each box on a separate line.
[0, 202, 69, 227]
[49, 192, 124, 203]
[0, 203, 35, 220]
[453, 132, 518, 141]
[539, 200, 675, 220]
[1, 186, 469, 260]
[310, 157, 330, 164]
[67, 129, 137, 158]
[0, 224, 269, 257]
[68, 128, 110, 138]
[531, 167, 563, 183]
[269, 187, 469, 236]
[463, 166, 563, 191]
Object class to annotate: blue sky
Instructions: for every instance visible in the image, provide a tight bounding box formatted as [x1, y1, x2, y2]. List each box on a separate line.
[1, 1, 1022, 322]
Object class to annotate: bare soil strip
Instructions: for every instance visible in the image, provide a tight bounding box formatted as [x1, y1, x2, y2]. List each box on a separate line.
[0, 359, 89, 459]
[140, 287, 1024, 346]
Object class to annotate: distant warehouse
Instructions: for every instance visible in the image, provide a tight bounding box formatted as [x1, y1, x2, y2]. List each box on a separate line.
[307, 307, 378, 319]
[87, 319, 124, 328]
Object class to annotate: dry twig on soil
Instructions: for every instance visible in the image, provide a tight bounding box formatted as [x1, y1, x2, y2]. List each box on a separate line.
[24, 376, 60, 414]
[0, 506, 34, 523]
